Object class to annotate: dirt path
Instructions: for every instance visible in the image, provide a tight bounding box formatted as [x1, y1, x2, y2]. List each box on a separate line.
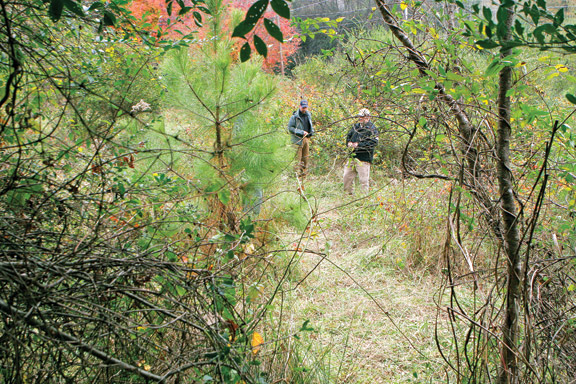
[279, 174, 449, 383]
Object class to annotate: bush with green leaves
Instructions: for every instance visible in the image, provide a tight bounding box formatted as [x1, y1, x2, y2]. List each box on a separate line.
[0, 1, 305, 383]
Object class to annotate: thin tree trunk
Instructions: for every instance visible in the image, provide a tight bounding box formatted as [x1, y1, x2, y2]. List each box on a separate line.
[373, 0, 500, 238]
[495, 3, 521, 383]
[373, 0, 522, 381]
[373, 0, 478, 161]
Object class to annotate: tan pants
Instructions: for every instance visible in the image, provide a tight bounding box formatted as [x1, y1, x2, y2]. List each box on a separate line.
[293, 137, 310, 178]
[343, 158, 371, 194]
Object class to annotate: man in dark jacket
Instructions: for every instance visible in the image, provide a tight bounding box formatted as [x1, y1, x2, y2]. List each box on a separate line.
[287, 100, 315, 180]
[343, 108, 379, 195]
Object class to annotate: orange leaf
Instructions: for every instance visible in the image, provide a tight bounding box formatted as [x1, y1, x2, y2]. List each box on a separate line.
[251, 332, 263, 355]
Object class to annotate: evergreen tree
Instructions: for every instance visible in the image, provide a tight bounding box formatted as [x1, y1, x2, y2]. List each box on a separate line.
[161, 0, 291, 231]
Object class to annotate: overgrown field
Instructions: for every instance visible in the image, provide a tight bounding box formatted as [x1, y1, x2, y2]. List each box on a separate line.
[3, 0, 576, 383]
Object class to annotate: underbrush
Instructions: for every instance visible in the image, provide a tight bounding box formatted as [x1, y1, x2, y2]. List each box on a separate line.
[259, 171, 460, 382]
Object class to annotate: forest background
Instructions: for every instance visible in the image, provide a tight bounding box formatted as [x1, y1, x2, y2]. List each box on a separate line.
[1, 0, 576, 383]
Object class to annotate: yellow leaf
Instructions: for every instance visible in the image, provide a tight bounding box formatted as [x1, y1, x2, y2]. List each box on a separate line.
[251, 332, 264, 355]
[243, 242, 255, 255]
[400, 2, 407, 10]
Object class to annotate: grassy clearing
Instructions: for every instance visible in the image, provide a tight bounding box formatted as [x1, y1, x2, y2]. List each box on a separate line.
[272, 168, 464, 383]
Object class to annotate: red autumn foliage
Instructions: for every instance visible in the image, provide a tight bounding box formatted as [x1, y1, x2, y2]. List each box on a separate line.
[128, 0, 199, 38]
[229, 0, 300, 72]
[128, 0, 300, 72]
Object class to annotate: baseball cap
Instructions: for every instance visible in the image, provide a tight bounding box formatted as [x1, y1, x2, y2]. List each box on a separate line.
[358, 108, 370, 117]
[300, 100, 308, 108]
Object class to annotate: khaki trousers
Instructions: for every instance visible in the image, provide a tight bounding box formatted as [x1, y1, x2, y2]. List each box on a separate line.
[293, 137, 310, 178]
[343, 158, 371, 194]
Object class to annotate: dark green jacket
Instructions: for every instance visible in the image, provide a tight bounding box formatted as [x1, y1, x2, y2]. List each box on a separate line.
[287, 110, 314, 144]
[346, 121, 379, 163]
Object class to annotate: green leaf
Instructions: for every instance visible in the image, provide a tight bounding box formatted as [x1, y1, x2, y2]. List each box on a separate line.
[476, 39, 499, 49]
[529, 4, 540, 25]
[88, 1, 104, 10]
[240, 219, 255, 239]
[240, 42, 251, 62]
[496, 5, 509, 25]
[533, 24, 556, 44]
[253, 34, 268, 57]
[300, 320, 314, 332]
[192, 10, 202, 23]
[175, 284, 186, 296]
[537, 0, 546, 9]
[447, 72, 465, 82]
[49, 0, 64, 21]
[553, 7, 565, 27]
[167, 0, 173, 16]
[175, 0, 185, 9]
[482, 6, 493, 22]
[496, 22, 510, 40]
[501, 39, 523, 49]
[246, 0, 269, 24]
[514, 19, 525, 36]
[166, 251, 177, 262]
[566, 93, 576, 104]
[63, 0, 85, 17]
[197, 6, 211, 15]
[485, 59, 504, 76]
[264, 18, 283, 42]
[102, 11, 116, 26]
[232, 20, 257, 38]
[438, 65, 446, 77]
[271, 0, 290, 19]
[179, 7, 192, 16]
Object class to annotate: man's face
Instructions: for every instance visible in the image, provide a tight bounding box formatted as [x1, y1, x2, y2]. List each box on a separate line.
[300, 105, 308, 113]
[358, 115, 370, 123]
